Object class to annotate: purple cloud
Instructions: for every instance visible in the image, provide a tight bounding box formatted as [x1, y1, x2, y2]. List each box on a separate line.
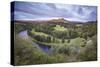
[11, 1, 97, 22]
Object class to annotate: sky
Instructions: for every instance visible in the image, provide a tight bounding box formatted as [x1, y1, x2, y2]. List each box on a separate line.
[11, 1, 97, 22]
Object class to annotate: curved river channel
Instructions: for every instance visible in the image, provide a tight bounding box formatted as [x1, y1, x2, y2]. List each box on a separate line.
[18, 30, 51, 53]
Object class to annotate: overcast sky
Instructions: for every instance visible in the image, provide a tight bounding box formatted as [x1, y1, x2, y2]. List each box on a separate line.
[11, 1, 97, 22]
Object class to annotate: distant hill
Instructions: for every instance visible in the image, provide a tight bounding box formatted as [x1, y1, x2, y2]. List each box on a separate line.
[13, 18, 97, 25]
[47, 18, 69, 23]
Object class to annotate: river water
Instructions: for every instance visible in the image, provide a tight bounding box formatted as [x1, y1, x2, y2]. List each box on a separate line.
[18, 30, 51, 53]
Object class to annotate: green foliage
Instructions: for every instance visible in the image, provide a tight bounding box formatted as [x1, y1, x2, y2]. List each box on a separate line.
[78, 35, 97, 61]
[14, 34, 48, 65]
[62, 38, 65, 43]
[67, 39, 70, 43]
[14, 21, 97, 65]
[14, 34, 69, 65]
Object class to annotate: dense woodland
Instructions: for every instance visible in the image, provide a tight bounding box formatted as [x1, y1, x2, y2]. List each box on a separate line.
[14, 20, 97, 65]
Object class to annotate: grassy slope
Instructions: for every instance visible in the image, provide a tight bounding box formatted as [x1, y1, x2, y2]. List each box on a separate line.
[69, 37, 86, 46]
[14, 33, 71, 65]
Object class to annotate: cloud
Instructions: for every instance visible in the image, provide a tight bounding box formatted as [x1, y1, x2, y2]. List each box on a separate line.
[12, 1, 97, 22]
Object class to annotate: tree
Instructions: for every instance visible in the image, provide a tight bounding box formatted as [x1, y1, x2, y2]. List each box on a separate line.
[47, 36, 51, 43]
[67, 39, 70, 43]
[62, 38, 65, 43]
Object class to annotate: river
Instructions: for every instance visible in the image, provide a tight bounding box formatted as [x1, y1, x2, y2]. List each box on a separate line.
[18, 30, 51, 53]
